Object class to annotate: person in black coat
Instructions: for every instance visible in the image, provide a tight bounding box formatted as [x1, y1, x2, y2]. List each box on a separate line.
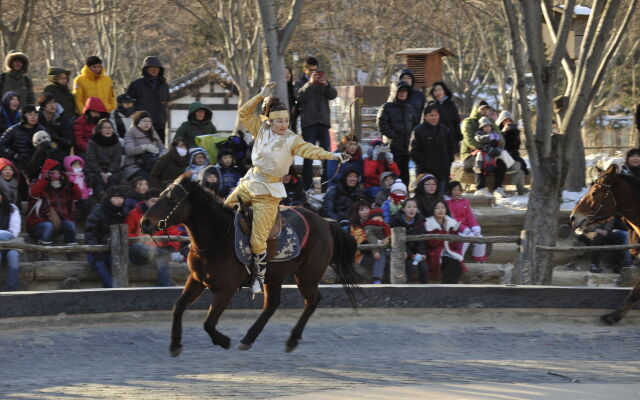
[322, 167, 363, 226]
[429, 81, 462, 154]
[0, 105, 45, 172]
[37, 93, 73, 154]
[126, 57, 169, 142]
[390, 198, 428, 283]
[399, 68, 426, 122]
[85, 185, 128, 287]
[410, 103, 454, 191]
[376, 80, 417, 185]
[281, 166, 309, 208]
[286, 67, 298, 133]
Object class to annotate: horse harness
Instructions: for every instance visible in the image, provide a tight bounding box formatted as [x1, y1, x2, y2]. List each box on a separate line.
[585, 175, 617, 225]
[154, 182, 233, 254]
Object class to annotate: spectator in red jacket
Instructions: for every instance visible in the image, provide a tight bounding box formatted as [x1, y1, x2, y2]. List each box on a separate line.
[73, 97, 109, 157]
[446, 181, 486, 262]
[26, 159, 82, 249]
[125, 188, 179, 286]
[424, 200, 465, 283]
[363, 140, 401, 200]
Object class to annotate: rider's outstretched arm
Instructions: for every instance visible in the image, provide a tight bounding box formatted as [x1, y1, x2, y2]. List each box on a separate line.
[238, 94, 264, 138]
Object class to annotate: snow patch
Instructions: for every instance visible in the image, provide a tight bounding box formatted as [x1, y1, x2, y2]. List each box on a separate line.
[495, 187, 588, 211]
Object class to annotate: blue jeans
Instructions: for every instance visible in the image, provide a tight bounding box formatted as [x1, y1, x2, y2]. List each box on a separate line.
[29, 220, 77, 244]
[129, 243, 174, 287]
[88, 253, 112, 288]
[1, 249, 20, 290]
[302, 124, 330, 190]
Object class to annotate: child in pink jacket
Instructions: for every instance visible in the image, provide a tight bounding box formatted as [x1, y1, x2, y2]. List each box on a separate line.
[64, 155, 93, 217]
[445, 180, 486, 262]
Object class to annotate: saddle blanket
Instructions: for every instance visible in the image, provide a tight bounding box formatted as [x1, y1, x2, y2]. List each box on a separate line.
[234, 207, 309, 265]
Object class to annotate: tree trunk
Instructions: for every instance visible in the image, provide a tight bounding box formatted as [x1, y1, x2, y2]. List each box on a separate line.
[564, 126, 586, 191]
[257, 0, 289, 108]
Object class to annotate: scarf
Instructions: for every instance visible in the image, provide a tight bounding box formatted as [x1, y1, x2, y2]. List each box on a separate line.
[362, 219, 391, 238]
[91, 132, 119, 147]
[389, 192, 407, 204]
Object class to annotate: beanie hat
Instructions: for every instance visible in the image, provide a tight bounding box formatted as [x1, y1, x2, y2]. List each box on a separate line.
[47, 67, 71, 82]
[478, 117, 493, 129]
[105, 185, 128, 199]
[86, 56, 103, 66]
[131, 110, 152, 127]
[32, 131, 51, 147]
[390, 179, 407, 194]
[145, 188, 161, 200]
[369, 208, 384, 219]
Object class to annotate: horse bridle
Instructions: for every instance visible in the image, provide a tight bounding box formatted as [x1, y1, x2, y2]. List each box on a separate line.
[156, 182, 190, 231]
[583, 175, 617, 225]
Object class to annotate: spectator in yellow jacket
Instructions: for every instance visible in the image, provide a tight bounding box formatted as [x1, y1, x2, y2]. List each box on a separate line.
[73, 56, 115, 115]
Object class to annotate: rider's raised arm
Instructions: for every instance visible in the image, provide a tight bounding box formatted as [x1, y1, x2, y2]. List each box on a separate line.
[291, 135, 336, 161]
[238, 94, 264, 138]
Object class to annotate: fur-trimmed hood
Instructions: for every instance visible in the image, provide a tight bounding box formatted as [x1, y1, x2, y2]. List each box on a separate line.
[5, 52, 29, 73]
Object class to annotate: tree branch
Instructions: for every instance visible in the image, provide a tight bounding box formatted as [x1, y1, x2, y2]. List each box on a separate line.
[279, 0, 304, 51]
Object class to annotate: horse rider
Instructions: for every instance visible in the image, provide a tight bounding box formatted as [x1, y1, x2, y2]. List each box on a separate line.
[225, 82, 350, 294]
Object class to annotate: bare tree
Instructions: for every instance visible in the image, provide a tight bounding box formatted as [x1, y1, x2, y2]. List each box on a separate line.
[504, 0, 638, 284]
[0, 0, 37, 60]
[256, 0, 303, 108]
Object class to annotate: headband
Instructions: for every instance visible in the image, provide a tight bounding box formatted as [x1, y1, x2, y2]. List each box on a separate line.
[268, 110, 290, 120]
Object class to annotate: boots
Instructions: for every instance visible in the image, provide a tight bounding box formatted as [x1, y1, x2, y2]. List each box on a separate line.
[251, 252, 267, 294]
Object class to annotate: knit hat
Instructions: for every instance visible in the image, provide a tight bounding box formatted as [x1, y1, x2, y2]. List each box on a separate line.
[131, 110, 152, 127]
[86, 56, 103, 66]
[496, 110, 514, 128]
[32, 131, 51, 147]
[47, 67, 71, 82]
[478, 117, 493, 129]
[390, 179, 407, 194]
[369, 208, 384, 219]
[145, 188, 161, 200]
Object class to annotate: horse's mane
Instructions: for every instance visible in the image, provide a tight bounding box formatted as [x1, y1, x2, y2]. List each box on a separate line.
[180, 177, 235, 220]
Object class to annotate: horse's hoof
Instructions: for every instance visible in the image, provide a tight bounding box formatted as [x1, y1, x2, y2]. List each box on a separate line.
[285, 340, 298, 353]
[600, 314, 618, 325]
[169, 344, 183, 357]
[237, 342, 252, 351]
[220, 337, 232, 350]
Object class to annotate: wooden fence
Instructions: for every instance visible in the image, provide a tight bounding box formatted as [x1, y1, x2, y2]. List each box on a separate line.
[8, 225, 640, 288]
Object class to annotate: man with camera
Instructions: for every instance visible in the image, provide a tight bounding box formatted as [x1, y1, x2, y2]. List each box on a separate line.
[294, 57, 338, 191]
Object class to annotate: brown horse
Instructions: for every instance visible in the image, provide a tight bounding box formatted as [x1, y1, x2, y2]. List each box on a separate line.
[140, 175, 359, 355]
[571, 165, 640, 324]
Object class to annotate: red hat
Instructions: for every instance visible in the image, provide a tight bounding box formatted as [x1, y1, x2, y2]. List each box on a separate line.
[370, 208, 384, 218]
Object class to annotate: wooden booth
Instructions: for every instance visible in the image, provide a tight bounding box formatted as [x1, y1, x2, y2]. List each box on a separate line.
[396, 47, 455, 89]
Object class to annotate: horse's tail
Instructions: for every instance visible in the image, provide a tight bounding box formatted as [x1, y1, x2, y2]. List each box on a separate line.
[329, 220, 361, 308]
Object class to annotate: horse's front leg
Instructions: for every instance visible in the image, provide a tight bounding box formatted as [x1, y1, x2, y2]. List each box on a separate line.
[238, 281, 283, 350]
[601, 278, 640, 325]
[203, 287, 234, 349]
[170, 275, 205, 357]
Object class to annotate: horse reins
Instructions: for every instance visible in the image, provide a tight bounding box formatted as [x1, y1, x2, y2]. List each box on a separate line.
[584, 176, 617, 225]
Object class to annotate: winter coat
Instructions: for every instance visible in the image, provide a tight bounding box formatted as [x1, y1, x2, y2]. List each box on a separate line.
[399, 69, 426, 120]
[390, 212, 426, 257]
[0, 122, 44, 171]
[43, 70, 76, 120]
[198, 165, 224, 196]
[424, 215, 465, 279]
[126, 201, 181, 251]
[622, 163, 640, 180]
[123, 189, 146, 215]
[326, 148, 364, 190]
[294, 74, 337, 128]
[149, 147, 189, 189]
[85, 132, 123, 175]
[410, 122, 454, 182]
[63, 155, 92, 199]
[126, 57, 169, 132]
[0, 52, 34, 106]
[376, 81, 417, 156]
[373, 171, 396, 207]
[73, 97, 109, 153]
[362, 219, 390, 243]
[185, 147, 210, 181]
[0, 158, 19, 204]
[322, 172, 363, 221]
[282, 174, 308, 207]
[460, 108, 499, 161]
[0, 91, 21, 134]
[415, 187, 445, 219]
[0, 202, 20, 239]
[175, 102, 217, 147]
[110, 107, 134, 138]
[73, 65, 116, 114]
[215, 162, 243, 197]
[431, 96, 462, 151]
[363, 146, 401, 190]
[349, 222, 368, 264]
[123, 125, 167, 179]
[382, 196, 406, 223]
[26, 159, 82, 230]
[38, 107, 73, 152]
[27, 141, 66, 181]
[446, 196, 479, 231]
[84, 200, 127, 245]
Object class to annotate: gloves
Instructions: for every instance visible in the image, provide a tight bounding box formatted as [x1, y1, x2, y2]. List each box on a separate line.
[385, 151, 394, 163]
[335, 153, 351, 163]
[489, 132, 501, 141]
[471, 225, 482, 235]
[413, 254, 424, 265]
[144, 144, 159, 154]
[170, 252, 184, 262]
[260, 82, 277, 98]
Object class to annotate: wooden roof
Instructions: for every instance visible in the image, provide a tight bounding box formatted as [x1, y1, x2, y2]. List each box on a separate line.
[168, 65, 237, 101]
[396, 47, 455, 57]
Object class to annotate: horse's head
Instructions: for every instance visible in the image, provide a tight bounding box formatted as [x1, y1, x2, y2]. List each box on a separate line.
[140, 174, 195, 234]
[571, 165, 619, 234]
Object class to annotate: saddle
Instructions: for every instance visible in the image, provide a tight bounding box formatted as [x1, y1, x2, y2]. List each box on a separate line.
[234, 206, 310, 265]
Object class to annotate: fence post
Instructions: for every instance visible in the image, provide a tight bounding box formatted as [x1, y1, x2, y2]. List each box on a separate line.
[390, 227, 407, 284]
[110, 224, 129, 288]
[513, 229, 536, 285]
